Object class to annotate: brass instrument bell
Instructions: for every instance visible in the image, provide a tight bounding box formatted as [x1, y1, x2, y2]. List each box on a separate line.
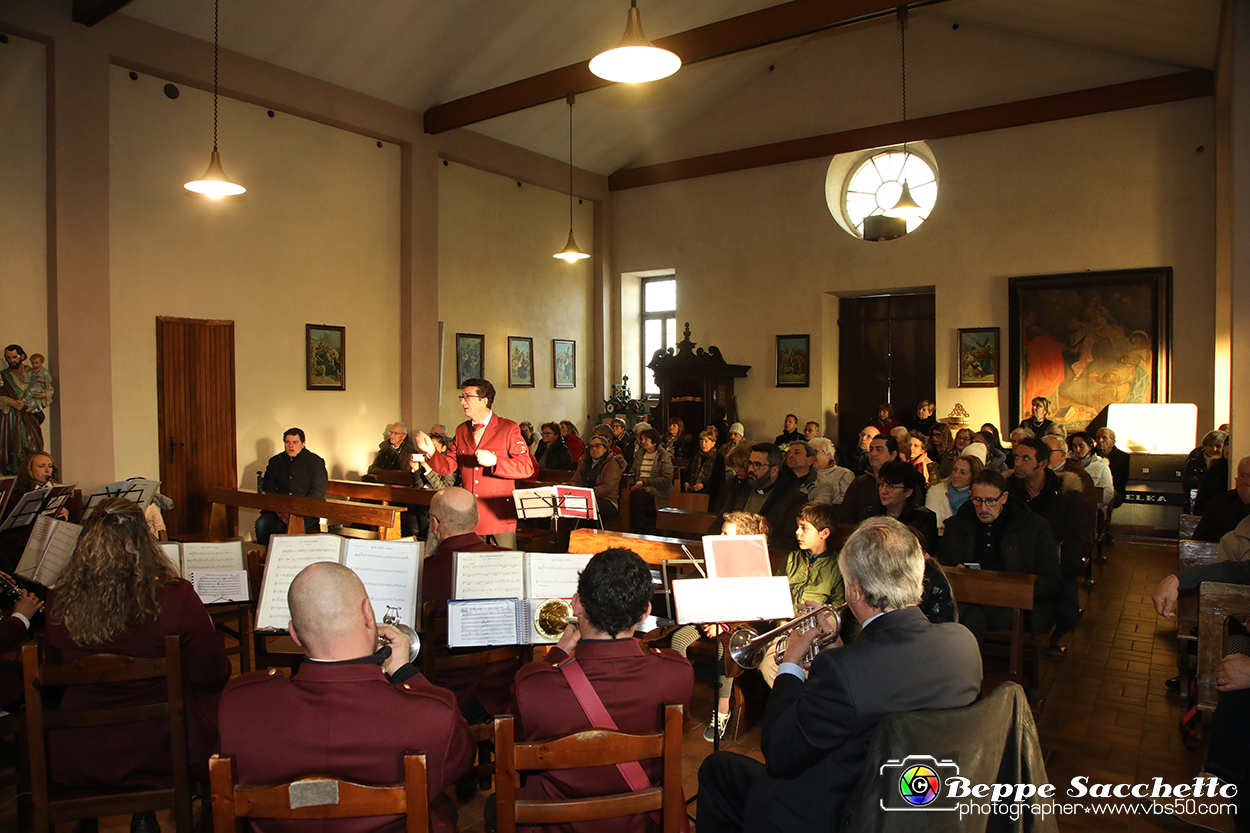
[727, 604, 845, 670]
[535, 598, 576, 640]
[380, 605, 421, 663]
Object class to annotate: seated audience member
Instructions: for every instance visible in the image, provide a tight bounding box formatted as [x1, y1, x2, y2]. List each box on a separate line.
[929, 422, 957, 479]
[977, 424, 1010, 473]
[519, 421, 539, 454]
[953, 427, 974, 456]
[890, 425, 912, 459]
[712, 441, 755, 517]
[1151, 560, 1250, 825]
[1069, 431, 1114, 508]
[906, 431, 940, 486]
[1185, 430, 1230, 511]
[365, 421, 416, 480]
[420, 487, 519, 721]
[721, 443, 806, 551]
[842, 424, 877, 477]
[908, 399, 937, 435]
[1095, 427, 1129, 506]
[697, 516, 982, 833]
[662, 416, 692, 461]
[862, 460, 939, 555]
[627, 427, 674, 535]
[501, 548, 694, 831]
[1218, 515, 1250, 562]
[559, 420, 585, 463]
[925, 453, 982, 534]
[784, 441, 819, 496]
[430, 423, 448, 437]
[255, 427, 328, 546]
[869, 402, 904, 435]
[803, 421, 821, 441]
[1007, 426, 1035, 470]
[1195, 456, 1250, 542]
[1, 450, 67, 569]
[938, 470, 1061, 645]
[728, 422, 746, 444]
[534, 422, 575, 471]
[807, 437, 854, 505]
[1018, 396, 1055, 437]
[1042, 436, 1098, 551]
[220, 562, 474, 833]
[610, 417, 636, 466]
[1195, 435, 1232, 515]
[685, 429, 725, 498]
[45, 498, 232, 832]
[755, 502, 847, 687]
[670, 512, 770, 741]
[720, 422, 744, 458]
[774, 414, 802, 447]
[590, 423, 621, 455]
[568, 435, 626, 523]
[414, 431, 459, 491]
[836, 433, 900, 524]
[0, 588, 42, 711]
[1044, 422, 1067, 442]
[1005, 438, 1088, 647]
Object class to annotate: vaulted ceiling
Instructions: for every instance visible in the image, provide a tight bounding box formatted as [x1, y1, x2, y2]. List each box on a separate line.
[120, 0, 1222, 176]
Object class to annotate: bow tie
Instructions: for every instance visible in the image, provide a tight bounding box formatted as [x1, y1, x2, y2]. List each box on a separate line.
[473, 423, 485, 431]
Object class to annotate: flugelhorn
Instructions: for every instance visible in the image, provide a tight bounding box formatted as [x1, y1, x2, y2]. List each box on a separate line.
[534, 598, 576, 640]
[727, 604, 846, 669]
[378, 605, 421, 663]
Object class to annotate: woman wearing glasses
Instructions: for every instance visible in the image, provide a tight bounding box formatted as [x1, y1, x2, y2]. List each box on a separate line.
[860, 460, 939, 555]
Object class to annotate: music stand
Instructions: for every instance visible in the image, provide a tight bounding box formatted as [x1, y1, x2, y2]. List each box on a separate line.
[0, 483, 76, 532]
[513, 486, 602, 534]
[0, 476, 15, 523]
[82, 478, 161, 518]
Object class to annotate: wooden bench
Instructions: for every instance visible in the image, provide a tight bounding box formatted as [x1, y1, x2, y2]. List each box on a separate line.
[1177, 540, 1219, 703]
[655, 509, 717, 539]
[669, 492, 710, 512]
[944, 567, 1038, 690]
[326, 478, 436, 537]
[206, 488, 404, 541]
[1179, 513, 1201, 540]
[1196, 581, 1250, 713]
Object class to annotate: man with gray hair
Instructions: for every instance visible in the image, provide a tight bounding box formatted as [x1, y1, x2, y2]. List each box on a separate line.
[219, 562, 474, 832]
[697, 516, 982, 833]
[366, 421, 416, 480]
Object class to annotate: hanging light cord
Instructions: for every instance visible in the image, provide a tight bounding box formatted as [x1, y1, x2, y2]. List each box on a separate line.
[567, 92, 575, 232]
[212, 0, 220, 152]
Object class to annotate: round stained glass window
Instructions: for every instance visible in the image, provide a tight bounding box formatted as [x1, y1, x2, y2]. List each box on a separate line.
[827, 146, 938, 239]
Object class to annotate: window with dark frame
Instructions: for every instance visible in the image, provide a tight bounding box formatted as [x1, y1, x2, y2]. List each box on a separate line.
[641, 275, 676, 397]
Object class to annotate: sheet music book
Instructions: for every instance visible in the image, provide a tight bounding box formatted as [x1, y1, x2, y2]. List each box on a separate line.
[512, 486, 599, 521]
[447, 550, 594, 647]
[672, 576, 794, 624]
[15, 515, 83, 586]
[82, 478, 161, 517]
[254, 534, 424, 632]
[190, 570, 251, 604]
[0, 483, 77, 532]
[159, 540, 250, 603]
[702, 535, 772, 578]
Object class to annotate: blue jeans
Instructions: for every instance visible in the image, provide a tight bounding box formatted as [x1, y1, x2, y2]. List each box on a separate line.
[255, 510, 318, 546]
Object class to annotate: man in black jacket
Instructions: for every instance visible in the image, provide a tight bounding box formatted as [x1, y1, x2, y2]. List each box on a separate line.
[1195, 456, 1250, 542]
[835, 433, 899, 525]
[718, 443, 806, 550]
[1095, 428, 1130, 507]
[256, 427, 328, 545]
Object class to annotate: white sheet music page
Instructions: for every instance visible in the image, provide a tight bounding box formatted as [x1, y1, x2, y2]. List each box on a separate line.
[447, 598, 520, 647]
[672, 576, 794, 624]
[343, 539, 422, 629]
[452, 550, 525, 600]
[702, 535, 772, 578]
[525, 552, 593, 599]
[254, 534, 345, 631]
[181, 541, 246, 574]
[190, 570, 250, 603]
[511, 487, 555, 519]
[15, 516, 82, 587]
[159, 542, 182, 574]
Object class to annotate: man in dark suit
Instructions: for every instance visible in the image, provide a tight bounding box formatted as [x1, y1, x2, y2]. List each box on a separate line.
[415, 377, 536, 548]
[697, 516, 982, 833]
[1194, 456, 1250, 542]
[219, 562, 475, 833]
[1095, 427, 1130, 507]
[255, 427, 329, 545]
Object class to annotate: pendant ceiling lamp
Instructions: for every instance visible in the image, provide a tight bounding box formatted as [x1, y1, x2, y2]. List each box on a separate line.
[885, 7, 924, 222]
[554, 93, 590, 264]
[184, 0, 246, 199]
[589, 1, 681, 84]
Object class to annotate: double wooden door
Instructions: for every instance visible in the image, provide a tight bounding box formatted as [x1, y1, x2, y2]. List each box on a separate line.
[156, 317, 237, 536]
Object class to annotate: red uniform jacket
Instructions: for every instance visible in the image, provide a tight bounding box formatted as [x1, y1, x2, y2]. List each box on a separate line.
[422, 531, 519, 716]
[428, 414, 537, 535]
[44, 580, 232, 787]
[511, 639, 694, 833]
[219, 662, 475, 833]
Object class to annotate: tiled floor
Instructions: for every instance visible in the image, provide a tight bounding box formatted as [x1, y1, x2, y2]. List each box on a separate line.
[0, 538, 1223, 832]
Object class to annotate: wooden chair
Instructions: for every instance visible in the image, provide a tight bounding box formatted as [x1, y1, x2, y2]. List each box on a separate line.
[493, 703, 684, 832]
[668, 492, 709, 513]
[944, 568, 1039, 693]
[1178, 513, 1201, 540]
[655, 508, 716, 539]
[209, 752, 429, 833]
[1176, 540, 1219, 704]
[1195, 581, 1250, 713]
[22, 634, 194, 833]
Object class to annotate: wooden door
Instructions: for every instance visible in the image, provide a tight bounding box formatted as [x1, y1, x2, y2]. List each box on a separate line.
[156, 317, 237, 535]
[837, 293, 935, 453]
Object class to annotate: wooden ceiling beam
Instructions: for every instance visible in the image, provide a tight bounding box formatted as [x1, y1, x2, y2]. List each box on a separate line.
[608, 69, 1214, 191]
[423, 0, 917, 135]
[72, 0, 138, 27]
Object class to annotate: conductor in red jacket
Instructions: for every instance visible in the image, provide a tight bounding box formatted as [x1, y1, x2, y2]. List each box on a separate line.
[415, 378, 537, 548]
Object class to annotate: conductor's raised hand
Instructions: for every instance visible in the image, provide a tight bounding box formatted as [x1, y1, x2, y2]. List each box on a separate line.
[412, 431, 436, 456]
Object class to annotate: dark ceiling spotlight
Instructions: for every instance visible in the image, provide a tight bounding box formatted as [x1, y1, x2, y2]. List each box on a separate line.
[267, 110, 274, 117]
[443, 160, 449, 166]
[377, 141, 383, 148]
[951, 22, 959, 29]
[163, 83, 179, 99]
[129, 71, 138, 80]
[0, 33, 9, 44]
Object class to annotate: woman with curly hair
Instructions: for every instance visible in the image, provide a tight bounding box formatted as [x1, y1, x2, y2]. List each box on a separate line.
[927, 423, 957, 479]
[44, 497, 231, 825]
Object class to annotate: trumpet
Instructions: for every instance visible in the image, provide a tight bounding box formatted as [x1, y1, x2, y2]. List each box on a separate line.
[727, 604, 847, 670]
[377, 606, 421, 664]
[534, 598, 577, 640]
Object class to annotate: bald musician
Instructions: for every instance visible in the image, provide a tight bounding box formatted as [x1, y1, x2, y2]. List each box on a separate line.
[219, 562, 474, 833]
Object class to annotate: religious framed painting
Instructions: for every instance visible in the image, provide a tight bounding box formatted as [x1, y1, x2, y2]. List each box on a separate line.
[1008, 267, 1171, 431]
[508, 336, 534, 388]
[957, 327, 999, 388]
[776, 334, 810, 387]
[553, 339, 576, 388]
[306, 324, 345, 390]
[455, 333, 484, 388]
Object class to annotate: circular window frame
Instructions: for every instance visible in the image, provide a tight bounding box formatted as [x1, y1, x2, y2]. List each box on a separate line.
[825, 142, 939, 240]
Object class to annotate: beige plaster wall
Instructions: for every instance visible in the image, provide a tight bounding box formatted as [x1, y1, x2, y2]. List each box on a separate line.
[613, 98, 1216, 442]
[437, 161, 594, 434]
[0, 33, 50, 455]
[108, 66, 402, 484]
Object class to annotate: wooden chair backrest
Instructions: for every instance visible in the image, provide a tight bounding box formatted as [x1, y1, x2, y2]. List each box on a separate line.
[419, 601, 527, 678]
[493, 703, 683, 832]
[655, 509, 716, 539]
[538, 468, 575, 483]
[22, 634, 193, 832]
[1178, 513, 1201, 540]
[944, 568, 1036, 610]
[1179, 540, 1218, 570]
[669, 492, 710, 513]
[209, 752, 429, 833]
[1196, 581, 1250, 713]
[1177, 540, 1221, 645]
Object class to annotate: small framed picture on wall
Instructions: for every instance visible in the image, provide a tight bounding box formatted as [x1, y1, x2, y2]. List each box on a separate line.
[553, 339, 576, 388]
[957, 327, 1000, 388]
[776, 334, 810, 387]
[508, 336, 534, 388]
[456, 333, 484, 387]
[306, 324, 346, 390]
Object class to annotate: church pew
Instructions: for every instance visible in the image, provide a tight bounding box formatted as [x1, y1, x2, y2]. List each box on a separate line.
[656, 508, 717, 539]
[205, 488, 404, 541]
[944, 567, 1038, 691]
[1177, 540, 1219, 705]
[1196, 581, 1250, 712]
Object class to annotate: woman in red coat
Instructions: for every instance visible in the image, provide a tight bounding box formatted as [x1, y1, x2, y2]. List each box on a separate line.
[44, 497, 231, 832]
